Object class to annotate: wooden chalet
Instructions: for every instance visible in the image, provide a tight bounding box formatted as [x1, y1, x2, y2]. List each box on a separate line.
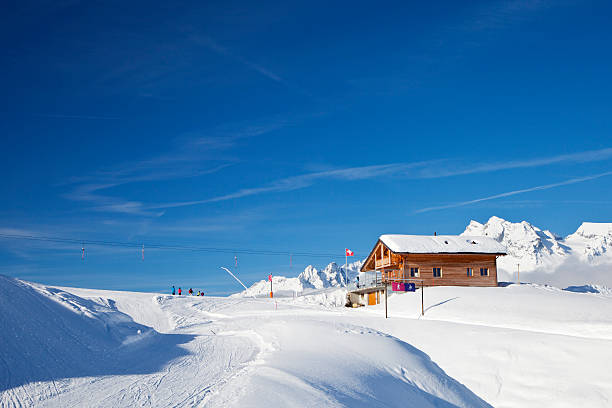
[361, 234, 507, 287]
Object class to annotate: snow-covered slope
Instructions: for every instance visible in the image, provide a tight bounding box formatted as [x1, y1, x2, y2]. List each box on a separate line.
[232, 261, 363, 298]
[361, 284, 612, 407]
[1, 274, 496, 407]
[462, 216, 612, 280]
[0, 275, 191, 405]
[4, 275, 612, 407]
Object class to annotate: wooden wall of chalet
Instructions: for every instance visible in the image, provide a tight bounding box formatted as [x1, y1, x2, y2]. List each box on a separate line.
[383, 253, 498, 287]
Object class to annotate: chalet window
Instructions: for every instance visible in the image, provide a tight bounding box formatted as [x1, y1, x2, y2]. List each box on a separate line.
[467, 268, 473, 277]
[410, 267, 419, 277]
[433, 267, 442, 278]
[480, 268, 489, 276]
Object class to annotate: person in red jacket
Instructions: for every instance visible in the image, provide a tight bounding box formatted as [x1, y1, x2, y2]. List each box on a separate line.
[178, 287, 182, 295]
[189, 288, 193, 295]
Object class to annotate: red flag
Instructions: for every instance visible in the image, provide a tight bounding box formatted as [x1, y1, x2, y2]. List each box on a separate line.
[268, 274, 272, 282]
[345, 248, 354, 256]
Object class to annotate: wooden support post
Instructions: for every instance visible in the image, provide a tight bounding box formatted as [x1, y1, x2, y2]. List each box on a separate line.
[385, 285, 388, 319]
[374, 249, 377, 270]
[421, 284, 424, 316]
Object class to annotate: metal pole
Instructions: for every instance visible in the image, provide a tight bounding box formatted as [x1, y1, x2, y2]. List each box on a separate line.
[517, 263, 520, 284]
[345, 253, 348, 287]
[220, 267, 256, 299]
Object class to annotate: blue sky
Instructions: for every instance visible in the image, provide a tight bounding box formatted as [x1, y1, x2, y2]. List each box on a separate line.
[1, 0, 611, 294]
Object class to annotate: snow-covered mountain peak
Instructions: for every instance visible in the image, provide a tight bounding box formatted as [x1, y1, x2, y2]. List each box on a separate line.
[570, 222, 612, 239]
[566, 222, 612, 261]
[461, 216, 569, 272]
[233, 261, 363, 298]
[297, 263, 345, 289]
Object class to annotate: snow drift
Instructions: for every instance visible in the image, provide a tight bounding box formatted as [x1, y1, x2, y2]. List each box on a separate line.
[0, 275, 193, 400]
[209, 319, 492, 407]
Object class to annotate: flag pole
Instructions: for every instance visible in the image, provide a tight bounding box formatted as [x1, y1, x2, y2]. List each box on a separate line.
[345, 250, 348, 287]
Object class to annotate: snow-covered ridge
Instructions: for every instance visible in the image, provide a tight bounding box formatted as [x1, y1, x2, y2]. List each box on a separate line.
[231, 261, 363, 298]
[461, 216, 612, 274]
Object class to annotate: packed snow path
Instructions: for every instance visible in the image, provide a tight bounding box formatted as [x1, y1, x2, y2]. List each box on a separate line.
[2, 275, 612, 407]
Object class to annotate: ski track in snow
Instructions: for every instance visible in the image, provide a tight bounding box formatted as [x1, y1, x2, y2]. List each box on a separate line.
[3, 276, 612, 407]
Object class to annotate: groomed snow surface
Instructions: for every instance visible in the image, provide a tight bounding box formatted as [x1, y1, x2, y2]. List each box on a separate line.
[2, 275, 612, 407]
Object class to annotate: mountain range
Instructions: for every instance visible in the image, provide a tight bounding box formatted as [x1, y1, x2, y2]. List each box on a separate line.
[235, 216, 612, 296]
[462, 216, 612, 275]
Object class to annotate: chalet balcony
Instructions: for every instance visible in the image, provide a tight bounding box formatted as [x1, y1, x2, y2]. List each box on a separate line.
[375, 257, 395, 269]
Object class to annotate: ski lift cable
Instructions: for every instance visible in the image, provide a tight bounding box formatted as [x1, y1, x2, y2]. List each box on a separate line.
[0, 233, 348, 258]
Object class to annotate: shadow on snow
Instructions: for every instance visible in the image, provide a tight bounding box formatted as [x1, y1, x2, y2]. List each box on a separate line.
[0, 275, 195, 392]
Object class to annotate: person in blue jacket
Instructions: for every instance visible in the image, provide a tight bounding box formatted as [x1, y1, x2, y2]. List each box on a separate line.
[172, 285, 176, 295]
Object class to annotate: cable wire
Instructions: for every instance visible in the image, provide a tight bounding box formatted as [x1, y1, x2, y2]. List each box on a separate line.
[0, 233, 345, 258]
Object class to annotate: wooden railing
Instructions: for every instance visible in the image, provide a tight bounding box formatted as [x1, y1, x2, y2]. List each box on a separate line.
[375, 257, 391, 269]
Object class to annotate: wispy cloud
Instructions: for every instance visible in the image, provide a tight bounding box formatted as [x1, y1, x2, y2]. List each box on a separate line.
[62, 119, 286, 216]
[148, 162, 431, 208]
[464, 0, 552, 32]
[63, 146, 612, 214]
[146, 147, 612, 208]
[414, 171, 612, 213]
[191, 35, 312, 97]
[193, 36, 286, 85]
[33, 113, 120, 120]
[416, 148, 612, 178]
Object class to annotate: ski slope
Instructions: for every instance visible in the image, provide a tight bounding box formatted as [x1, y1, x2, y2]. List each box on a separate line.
[2, 274, 612, 407]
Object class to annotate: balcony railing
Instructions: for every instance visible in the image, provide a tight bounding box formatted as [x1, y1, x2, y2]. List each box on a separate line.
[348, 271, 425, 292]
[375, 257, 392, 269]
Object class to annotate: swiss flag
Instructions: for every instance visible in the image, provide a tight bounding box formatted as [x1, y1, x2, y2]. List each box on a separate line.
[268, 274, 272, 282]
[345, 248, 354, 257]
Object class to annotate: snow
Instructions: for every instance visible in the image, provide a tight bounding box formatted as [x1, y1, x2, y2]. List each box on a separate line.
[571, 222, 612, 238]
[462, 216, 570, 272]
[2, 216, 612, 407]
[461, 217, 612, 284]
[565, 222, 612, 261]
[231, 261, 362, 298]
[3, 273, 612, 407]
[563, 284, 612, 296]
[379, 234, 506, 254]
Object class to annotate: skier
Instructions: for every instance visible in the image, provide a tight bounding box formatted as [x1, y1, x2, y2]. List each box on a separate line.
[189, 288, 193, 296]
[172, 285, 176, 295]
[178, 287, 182, 296]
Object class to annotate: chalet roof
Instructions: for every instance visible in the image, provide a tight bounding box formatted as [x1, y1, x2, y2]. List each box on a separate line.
[379, 234, 507, 255]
